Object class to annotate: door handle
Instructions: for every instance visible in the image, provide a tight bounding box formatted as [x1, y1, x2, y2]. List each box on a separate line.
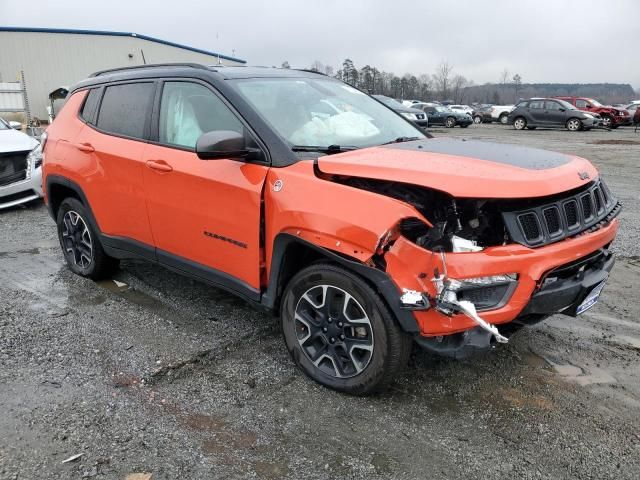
[73, 142, 95, 153]
[146, 159, 173, 173]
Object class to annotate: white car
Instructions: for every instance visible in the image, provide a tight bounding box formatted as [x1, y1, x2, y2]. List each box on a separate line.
[0, 118, 43, 209]
[490, 105, 516, 124]
[448, 104, 473, 116]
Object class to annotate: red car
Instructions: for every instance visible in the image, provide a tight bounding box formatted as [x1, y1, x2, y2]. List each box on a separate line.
[555, 96, 631, 128]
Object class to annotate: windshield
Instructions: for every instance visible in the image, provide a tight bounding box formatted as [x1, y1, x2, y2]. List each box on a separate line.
[587, 98, 603, 107]
[232, 78, 425, 149]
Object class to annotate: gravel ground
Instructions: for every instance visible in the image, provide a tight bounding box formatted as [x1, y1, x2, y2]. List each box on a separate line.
[1, 123, 639, 480]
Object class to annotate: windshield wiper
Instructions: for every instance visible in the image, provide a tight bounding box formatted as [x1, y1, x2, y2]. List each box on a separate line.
[291, 144, 357, 154]
[380, 136, 421, 145]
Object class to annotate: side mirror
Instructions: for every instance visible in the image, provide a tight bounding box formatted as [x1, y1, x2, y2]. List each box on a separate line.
[196, 130, 249, 160]
[9, 121, 21, 130]
[559, 108, 566, 112]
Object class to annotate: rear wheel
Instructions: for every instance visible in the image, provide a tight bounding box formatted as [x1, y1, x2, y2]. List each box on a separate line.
[499, 113, 509, 124]
[513, 117, 527, 130]
[56, 198, 119, 279]
[566, 118, 582, 131]
[445, 116, 456, 128]
[281, 264, 411, 395]
[473, 115, 482, 124]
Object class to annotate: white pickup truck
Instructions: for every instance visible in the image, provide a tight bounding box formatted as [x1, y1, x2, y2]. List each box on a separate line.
[490, 105, 515, 124]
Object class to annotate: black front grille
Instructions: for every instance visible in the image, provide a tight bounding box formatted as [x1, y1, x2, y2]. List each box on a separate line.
[564, 200, 579, 228]
[518, 212, 541, 242]
[0, 151, 29, 187]
[581, 194, 593, 219]
[503, 179, 620, 248]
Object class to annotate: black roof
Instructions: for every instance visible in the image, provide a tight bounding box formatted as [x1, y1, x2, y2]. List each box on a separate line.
[72, 63, 328, 93]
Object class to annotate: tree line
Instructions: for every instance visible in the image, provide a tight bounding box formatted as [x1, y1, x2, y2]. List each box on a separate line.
[281, 59, 636, 105]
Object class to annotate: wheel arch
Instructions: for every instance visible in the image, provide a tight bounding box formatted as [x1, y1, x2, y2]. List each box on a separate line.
[45, 175, 98, 227]
[261, 233, 420, 334]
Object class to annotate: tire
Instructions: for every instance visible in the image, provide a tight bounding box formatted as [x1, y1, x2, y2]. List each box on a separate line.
[445, 116, 456, 128]
[281, 263, 412, 395]
[566, 118, 582, 131]
[473, 115, 482, 124]
[513, 117, 527, 130]
[602, 114, 613, 129]
[499, 113, 509, 124]
[56, 198, 119, 280]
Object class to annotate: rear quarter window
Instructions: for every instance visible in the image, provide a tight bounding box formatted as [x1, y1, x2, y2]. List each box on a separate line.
[96, 83, 154, 140]
[80, 88, 101, 124]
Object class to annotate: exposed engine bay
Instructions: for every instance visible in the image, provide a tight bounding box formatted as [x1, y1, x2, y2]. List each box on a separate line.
[335, 176, 509, 251]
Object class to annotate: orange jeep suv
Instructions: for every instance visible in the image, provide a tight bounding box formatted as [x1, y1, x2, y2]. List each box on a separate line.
[43, 64, 621, 394]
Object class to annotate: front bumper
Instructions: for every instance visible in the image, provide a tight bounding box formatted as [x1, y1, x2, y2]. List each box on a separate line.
[613, 115, 632, 126]
[384, 217, 619, 337]
[0, 166, 43, 209]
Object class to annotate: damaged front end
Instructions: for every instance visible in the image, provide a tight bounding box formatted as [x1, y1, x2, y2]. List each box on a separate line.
[328, 175, 620, 359]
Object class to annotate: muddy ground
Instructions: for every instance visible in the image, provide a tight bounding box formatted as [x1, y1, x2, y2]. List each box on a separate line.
[1, 124, 639, 480]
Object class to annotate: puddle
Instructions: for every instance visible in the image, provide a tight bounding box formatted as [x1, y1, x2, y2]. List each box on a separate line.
[548, 361, 616, 386]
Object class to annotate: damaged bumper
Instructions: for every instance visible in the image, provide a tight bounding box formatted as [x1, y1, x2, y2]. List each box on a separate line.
[384, 217, 619, 344]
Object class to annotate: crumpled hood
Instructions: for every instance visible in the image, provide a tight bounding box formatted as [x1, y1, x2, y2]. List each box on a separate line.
[316, 138, 598, 198]
[0, 128, 39, 153]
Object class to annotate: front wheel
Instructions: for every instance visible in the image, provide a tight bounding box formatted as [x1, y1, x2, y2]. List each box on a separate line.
[499, 113, 509, 124]
[602, 114, 613, 128]
[513, 117, 527, 130]
[445, 117, 456, 128]
[473, 115, 482, 124]
[566, 118, 582, 131]
[56, 198, 119, 279]
[281, 264, 411, 395]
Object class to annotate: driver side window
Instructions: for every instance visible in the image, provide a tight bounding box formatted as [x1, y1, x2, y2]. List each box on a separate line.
[159, 82, 243, 149]
[576, 99, 589, 109]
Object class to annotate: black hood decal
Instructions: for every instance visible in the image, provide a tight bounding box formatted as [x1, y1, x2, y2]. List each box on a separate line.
[384, 138, 573, 170]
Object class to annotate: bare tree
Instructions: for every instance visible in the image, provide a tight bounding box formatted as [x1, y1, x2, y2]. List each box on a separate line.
[310, 60, 324, 72]
[498, 68, 510, 103]
[451, 75, 468, 103]
[281, 61, 290, 69]
[433, 61, 453, 100]
[512, 73, 522, 102]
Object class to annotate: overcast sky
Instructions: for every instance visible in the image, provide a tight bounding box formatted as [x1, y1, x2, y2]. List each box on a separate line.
[2, 0, 638, 87]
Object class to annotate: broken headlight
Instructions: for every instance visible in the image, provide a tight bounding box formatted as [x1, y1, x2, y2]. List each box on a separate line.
[451, 274, 518, 311]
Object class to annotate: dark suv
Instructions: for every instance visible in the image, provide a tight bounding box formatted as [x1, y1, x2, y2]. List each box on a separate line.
[508, 98, 600, 131]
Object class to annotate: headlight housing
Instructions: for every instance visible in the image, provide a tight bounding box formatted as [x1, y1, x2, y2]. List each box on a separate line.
[27, 142, 43, 169]
[401, 112, 416, 120]
[450, 274, 518, 311]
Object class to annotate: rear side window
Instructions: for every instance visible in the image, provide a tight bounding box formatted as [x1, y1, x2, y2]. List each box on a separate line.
[80, 88, 101, 124]
[529, 101, 544, 109]
[97, 83, 154, 140]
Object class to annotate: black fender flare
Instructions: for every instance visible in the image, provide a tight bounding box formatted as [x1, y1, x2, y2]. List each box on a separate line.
[262, 233, 420, 334]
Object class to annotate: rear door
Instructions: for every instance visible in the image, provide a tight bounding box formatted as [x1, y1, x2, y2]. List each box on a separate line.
[527, 100, 547, 124]
[142, 79, 269, 292]
[73, 81, 156, 251]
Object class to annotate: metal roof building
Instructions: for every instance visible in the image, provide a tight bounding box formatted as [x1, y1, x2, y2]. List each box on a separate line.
[0, 27, 246, 121]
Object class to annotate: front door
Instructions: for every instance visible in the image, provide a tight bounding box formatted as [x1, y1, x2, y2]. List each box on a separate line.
[142, 80, 269, 293]
[542, 100, 569, 126]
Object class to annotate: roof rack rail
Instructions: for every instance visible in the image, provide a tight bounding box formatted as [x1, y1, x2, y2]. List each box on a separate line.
[294, 68, 328, 76]
[90, 63, 210, 77]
